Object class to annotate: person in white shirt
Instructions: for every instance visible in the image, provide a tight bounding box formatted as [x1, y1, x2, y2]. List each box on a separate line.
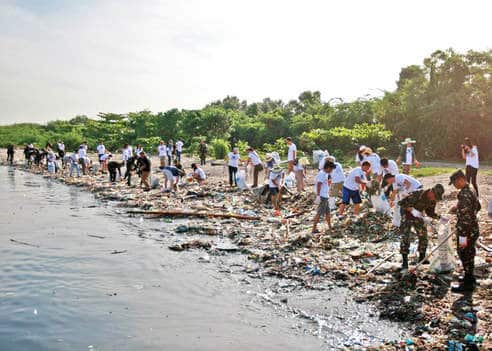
[122, 144, 132, 164]
[338, 161, 371, 216]
[100, 152, 111, 173]
[397, 138, 420, 175]
[227, 148, 240, 187]
[268, 166, 284, 212]
[362, 147, 381, 178]
[77, 145, 87, 175]
[96, 141, 105, 165]
[312, 160, 336, 233]
[57, 141, 65, 159]
[286, 137, 297, 173]
[462, 137, 479, 196]
[175, 140, 184, 162]
[293, 160, 306, 192]
[380, 158, 399, 196]
[167, 140, 174, 165]
[191, 163, 206, 184]
[135, 144, 143, 158]
[355, 145, 366, 166]
[385, 173, 422, 205]
[157, 140, 167, 167]
[326, 156, 345, 210]
[245, 146, 263, 188]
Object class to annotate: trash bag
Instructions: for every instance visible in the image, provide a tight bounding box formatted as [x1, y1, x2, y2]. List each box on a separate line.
[151, 177, 160, 189]
[236, 170, 248, 190]
[430, 223, 455, 274]
[312, 150, 328, 168]
[370, 194, 391, 216]
[393, 203, 401, 227]
[284, 172, 296, 189]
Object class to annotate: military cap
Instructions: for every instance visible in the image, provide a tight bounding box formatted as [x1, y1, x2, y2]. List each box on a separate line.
[449, 169, 466, 185]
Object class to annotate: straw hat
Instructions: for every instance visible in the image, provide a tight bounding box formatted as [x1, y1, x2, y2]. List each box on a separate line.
[363, 147, 373, 155]
[401, 137, 416, 145]
[271, 165, 283, 173]
[265, 153, 273, 162]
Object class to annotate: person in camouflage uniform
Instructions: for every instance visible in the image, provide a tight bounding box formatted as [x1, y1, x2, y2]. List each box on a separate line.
[398, 184, 445, 269]
[198, 140, 208, 166]
[449, 170, 481, 292]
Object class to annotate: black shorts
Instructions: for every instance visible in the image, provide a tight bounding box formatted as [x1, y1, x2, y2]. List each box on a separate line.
[269, 187, 279, 195]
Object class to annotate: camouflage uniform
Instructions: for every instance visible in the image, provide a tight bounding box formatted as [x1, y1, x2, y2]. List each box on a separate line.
[198, 143, 208, 166]
[398, 189, 439, 258]
[456, 184, 481, 277]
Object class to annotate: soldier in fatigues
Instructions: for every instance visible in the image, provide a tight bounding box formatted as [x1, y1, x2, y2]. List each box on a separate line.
[398, 184, 445, 270]
[449, 170, 481, 292]
[198, 140, 208, 166]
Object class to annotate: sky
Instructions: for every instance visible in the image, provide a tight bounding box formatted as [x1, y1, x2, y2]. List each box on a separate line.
[0, 0, 491, 124]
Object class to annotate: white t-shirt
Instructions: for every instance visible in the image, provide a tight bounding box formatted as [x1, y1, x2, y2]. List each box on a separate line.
[78, 148, 86, 159]
[466, 146, 479, 169]
[194, 168, 206, 180]
[268, 170, 283, 188]
[343, 167, 366, 191]
[228, 152, 240, 167]
[315, 170, 330, 198]
[58, 143, 65, 151]
[404, 147, 414, 165]
[248, 151, 261, 166]
[122, 148, 130, 161]
[176, 141, 184, 152]
[97, 144, 105, 155]
[100, 154, 110, 161]
[158, 145, 167, 157]
[135, 147, 143, 156]
[394, 174, 421, 193]
[287, 143, 297, 162]
[383, 159, 399, 176]
[294, 163, 304, 172]
[331, 162, 345, 183]
[366, 153, 381, 175]
[166, 145, 173, 156]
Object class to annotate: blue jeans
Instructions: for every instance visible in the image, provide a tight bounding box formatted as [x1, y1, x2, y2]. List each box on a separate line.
[69, 163, 80, 177]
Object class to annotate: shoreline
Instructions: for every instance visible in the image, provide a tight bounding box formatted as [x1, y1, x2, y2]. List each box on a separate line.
[1, 155, 491, 350]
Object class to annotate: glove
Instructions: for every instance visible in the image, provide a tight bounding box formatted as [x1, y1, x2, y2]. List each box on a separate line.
[315, 196, 321, 205]
[439, 216, 449, 224]
[410, 209, 422, 218]
[422, 217, 432, 225]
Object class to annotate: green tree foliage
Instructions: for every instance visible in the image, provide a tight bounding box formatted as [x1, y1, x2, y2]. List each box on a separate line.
[1, 49, 490, 161]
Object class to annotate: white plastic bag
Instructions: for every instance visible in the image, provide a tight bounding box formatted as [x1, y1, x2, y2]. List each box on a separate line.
[284, 172, 296, 189]
[430, 223, 455, 273]
[392, 203, 401, 227]
[236, 170, 248, 190]
[371, 195, 391, 216]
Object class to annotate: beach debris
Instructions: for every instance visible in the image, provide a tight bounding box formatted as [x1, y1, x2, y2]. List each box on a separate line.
[110, 250, 127, 254]
[168, 239, 212, 252]
[10, 238, 40, 248]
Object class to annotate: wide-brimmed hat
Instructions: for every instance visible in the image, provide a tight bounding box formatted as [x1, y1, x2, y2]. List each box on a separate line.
[271, 165, 283, 173]
[358, 145, 366, 152]
[363, 147, 373, 155]
[401, 138, 416, 144]
[265, 153, 273, 162]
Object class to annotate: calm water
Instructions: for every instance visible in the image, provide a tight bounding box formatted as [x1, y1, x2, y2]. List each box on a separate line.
[0, 167, 404, 350]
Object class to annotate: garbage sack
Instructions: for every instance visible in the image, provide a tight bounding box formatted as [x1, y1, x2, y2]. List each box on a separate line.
[270, 152, 281, 164]
[236, 170, 248, 190]
[329, 197, 336, 210]
[370, 194, 391, 216]
[151, 177, 160, 189]
[393, 203, 401, 227]
[430, 222, 455, 274]
[284, 172, 296, 189]
[312, 150, 329, 168]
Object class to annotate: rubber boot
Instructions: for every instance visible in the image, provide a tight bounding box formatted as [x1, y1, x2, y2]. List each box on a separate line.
[419, 252, 430, 265]
[452, 274, 476, 293]
[401, 255, 408, 270]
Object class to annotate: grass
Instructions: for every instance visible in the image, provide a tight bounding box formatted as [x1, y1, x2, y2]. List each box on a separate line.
[410, 167, 456, 178]
[481, 169, 492, 176]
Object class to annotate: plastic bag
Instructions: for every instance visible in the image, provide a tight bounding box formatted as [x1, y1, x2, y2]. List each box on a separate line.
[393, 203, 401, 227]
[284, 172, 296, 189]
[312, 150, 329, 168]
[235, 170, 248, 190]
[370, 195, 391, 216]
[151, 177, 160, 189]
[430, 223, 455, 274]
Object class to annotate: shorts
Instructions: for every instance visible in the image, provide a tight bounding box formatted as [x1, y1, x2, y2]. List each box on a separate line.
[269, 187, 279, 195]
[163, 169, 174, 181]
[329, 182, 343, 197]
[342, 186, 362, 205]
[316, 197, 330, 216]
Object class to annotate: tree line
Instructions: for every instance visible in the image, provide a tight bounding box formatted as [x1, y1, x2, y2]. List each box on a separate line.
[0, 48, 490, 161]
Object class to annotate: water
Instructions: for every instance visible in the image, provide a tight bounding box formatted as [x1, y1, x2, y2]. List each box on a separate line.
[0, 167, 405, 350]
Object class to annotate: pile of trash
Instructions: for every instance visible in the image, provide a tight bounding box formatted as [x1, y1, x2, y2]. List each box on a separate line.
[3, 156, 491, 350]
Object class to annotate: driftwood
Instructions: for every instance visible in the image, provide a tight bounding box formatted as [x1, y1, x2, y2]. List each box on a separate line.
[10, 239, 40, 248]
[127, 209, 260, 221]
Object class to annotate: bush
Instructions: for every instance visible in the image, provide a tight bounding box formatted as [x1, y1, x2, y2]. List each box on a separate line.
[211, 138, 230, 159]
[135, 137, 161, 154]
